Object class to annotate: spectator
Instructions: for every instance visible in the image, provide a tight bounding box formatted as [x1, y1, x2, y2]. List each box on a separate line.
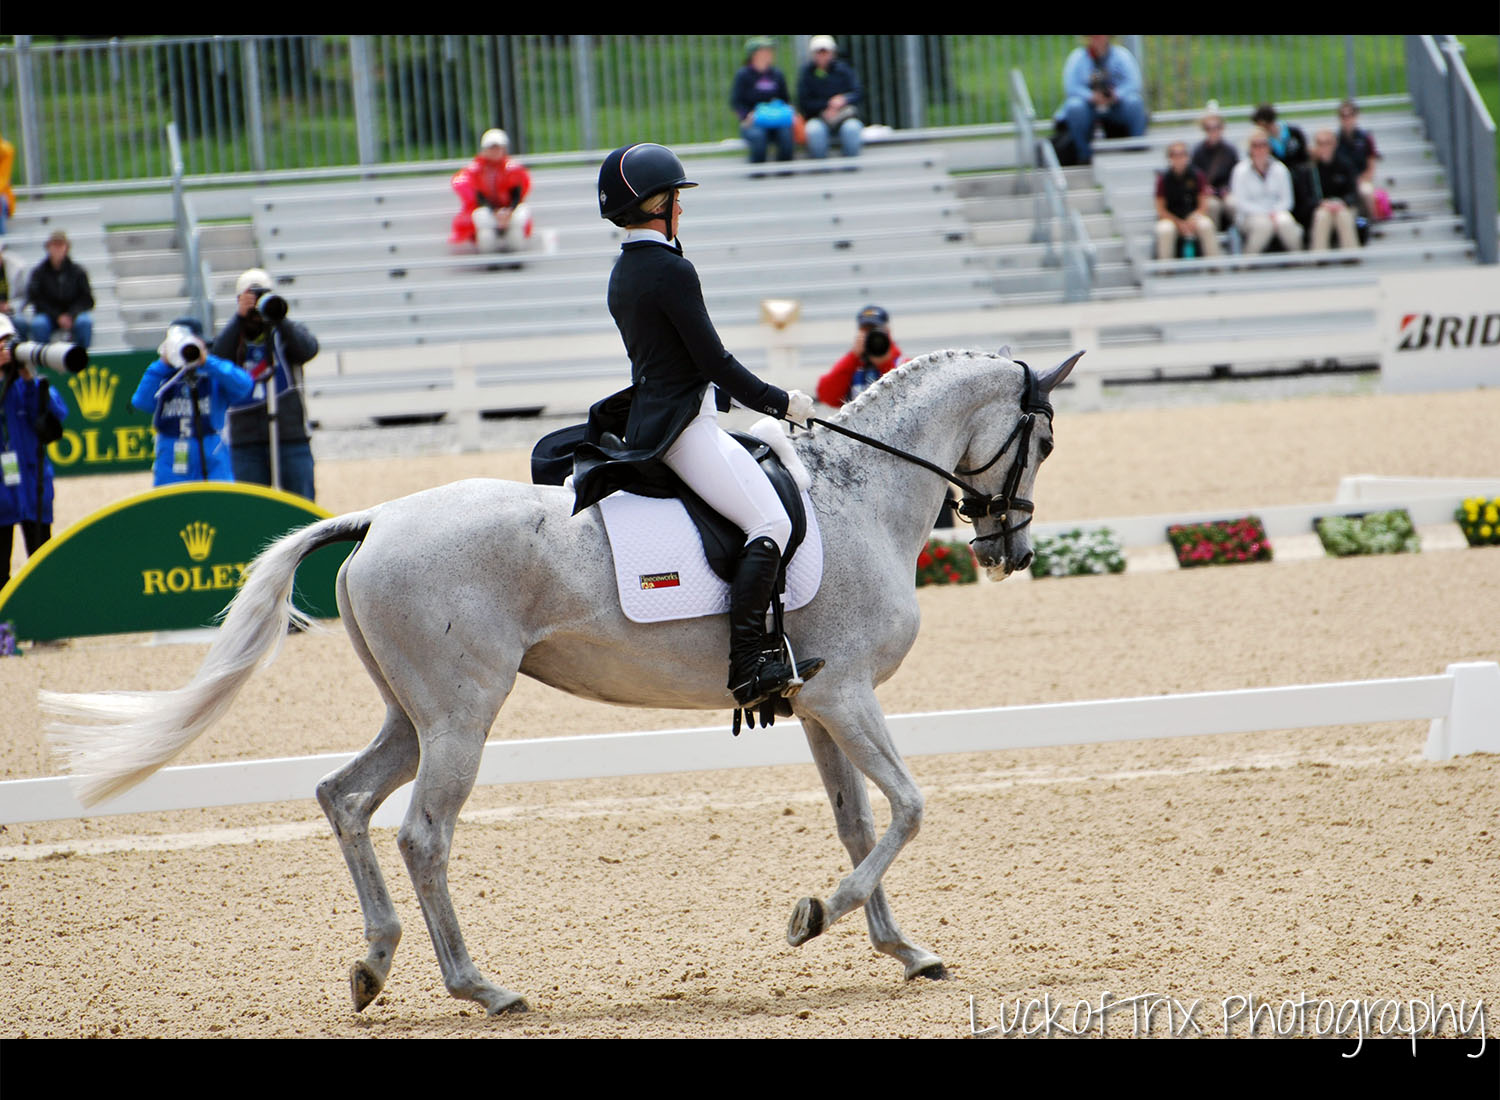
[815, 304, 905, 408]
[1053, 35, 1148, 166]
[0, 314, 68, 589]
[0, 241, 27, 336]
[0, 128, 14, 236]
[1154, 141, 1221, 261]
[132, 318, 254, 486]
[1334, 99, 1383, 222]
[731, 37, 795, 164]
[797, 35, 864, 160]
[449, 129, 534, 254]
[25, 230, 95, 350]
[1230, 128, 1302, 254]
[1294, 130, 1362, 253]
[1190, 103, 1238, 230]
[212, 268, 320, 501]
[1250, 104, 1308, 171]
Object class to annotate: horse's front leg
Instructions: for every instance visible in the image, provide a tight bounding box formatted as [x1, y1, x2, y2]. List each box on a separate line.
[801, 715, 946, 980]
[786, 689, 924, 949]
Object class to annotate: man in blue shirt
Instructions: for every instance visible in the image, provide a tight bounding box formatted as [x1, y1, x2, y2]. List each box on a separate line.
[1055, 35, 1148, 165]
[797, 36, 865, 159]
[0, 314, 68, 588]
[132, 318, 254, 486]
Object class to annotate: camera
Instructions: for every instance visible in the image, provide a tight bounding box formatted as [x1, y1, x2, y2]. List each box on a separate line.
[160, 325, 207, 371]
[254, 291, 288, 325]
[2, 337, 88, 375]
[863, 329, 891, 361]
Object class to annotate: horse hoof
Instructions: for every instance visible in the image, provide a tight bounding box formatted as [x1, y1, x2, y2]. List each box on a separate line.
[908, 961, 949, 982]
[350, 961, 385, 1013]
[787, 896, 825, 946]
[485, 991, 530, 1016]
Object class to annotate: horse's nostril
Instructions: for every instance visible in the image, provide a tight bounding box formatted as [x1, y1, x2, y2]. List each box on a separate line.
[1014, 550, 1033, 573]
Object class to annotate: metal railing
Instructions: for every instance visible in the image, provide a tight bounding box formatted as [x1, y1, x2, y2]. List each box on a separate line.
[1010, 69, 1094, 302]
[0, 35, 1411, 191]
[166, 122, 213, 332]
[1405, 35, 1497, 264]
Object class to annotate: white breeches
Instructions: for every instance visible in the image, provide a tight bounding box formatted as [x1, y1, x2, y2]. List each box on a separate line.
[471, 203, 532, 253]
[661, 392, 792, 553]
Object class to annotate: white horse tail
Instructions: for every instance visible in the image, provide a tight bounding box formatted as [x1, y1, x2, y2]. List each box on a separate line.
[41, 509, 378, 808]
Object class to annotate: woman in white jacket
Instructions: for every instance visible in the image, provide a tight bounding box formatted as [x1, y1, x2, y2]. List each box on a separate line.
[1230, 128, 1303, 254]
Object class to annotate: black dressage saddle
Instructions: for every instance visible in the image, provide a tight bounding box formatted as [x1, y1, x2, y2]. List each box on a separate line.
[531, 418, 807, 584]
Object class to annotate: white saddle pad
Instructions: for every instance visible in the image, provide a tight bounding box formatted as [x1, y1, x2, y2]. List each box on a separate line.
[597, 490, 823, 624]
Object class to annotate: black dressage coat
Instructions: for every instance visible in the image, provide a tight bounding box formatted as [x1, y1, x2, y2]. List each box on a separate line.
[567, 238, 790, 514]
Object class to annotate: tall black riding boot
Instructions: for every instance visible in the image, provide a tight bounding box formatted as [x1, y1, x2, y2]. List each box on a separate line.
[727, 537, 823, 708]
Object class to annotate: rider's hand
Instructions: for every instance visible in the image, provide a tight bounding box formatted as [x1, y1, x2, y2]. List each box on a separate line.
[785, 390, 814, 424]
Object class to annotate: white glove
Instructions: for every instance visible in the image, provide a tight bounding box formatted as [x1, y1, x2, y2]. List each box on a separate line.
[784, 389, 814, 424]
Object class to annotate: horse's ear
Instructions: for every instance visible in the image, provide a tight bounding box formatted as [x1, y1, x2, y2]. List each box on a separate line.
[997, 344, 1013, 360]
[1037, 350, 1085, 392]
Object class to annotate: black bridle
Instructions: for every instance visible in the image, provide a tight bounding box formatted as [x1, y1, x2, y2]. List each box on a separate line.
[804, 361, 1054, 553]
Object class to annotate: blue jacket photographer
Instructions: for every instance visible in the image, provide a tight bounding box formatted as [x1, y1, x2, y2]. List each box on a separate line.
[0, 315, 69, 588]
[212, 268, 320, 501]
[132, 318, 255, 487]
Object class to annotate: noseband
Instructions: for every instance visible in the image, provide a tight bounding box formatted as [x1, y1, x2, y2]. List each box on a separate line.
[804, 361, 1054, 556]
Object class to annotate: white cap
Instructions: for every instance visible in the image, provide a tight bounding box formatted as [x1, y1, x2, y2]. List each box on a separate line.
[809, 35, 836, 54]
[480, 128, 509, 150]
[0, 314, 14, 341]
[236, 268, 274, 296]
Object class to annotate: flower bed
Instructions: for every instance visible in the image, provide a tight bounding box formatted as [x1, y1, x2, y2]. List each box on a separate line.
[1456, 497, 1500, 547]
[1029, 528, 1126, 578]
[1314, 510, 1419, 557]
[916, 538, 978, 586]
[1167, 516, 1273, 568]
[0, 622, 20, 657]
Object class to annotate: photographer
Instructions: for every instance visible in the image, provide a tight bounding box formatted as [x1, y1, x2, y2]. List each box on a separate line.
[132, 318, 254, 487]
[815, 304, 904, 408]
[212, 268, 320, 501]
[0, 315, 68, 588]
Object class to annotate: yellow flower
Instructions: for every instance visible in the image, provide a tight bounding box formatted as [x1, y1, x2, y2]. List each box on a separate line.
[1483, 525, 1494, 538]
[1486, 507, 1499, 524]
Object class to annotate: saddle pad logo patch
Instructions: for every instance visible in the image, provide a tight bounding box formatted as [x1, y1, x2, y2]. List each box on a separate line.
[639, 571, 681, 590]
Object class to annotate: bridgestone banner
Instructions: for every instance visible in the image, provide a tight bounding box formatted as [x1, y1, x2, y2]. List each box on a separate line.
[0, 482, 354, 642]
[1380, 269, 1500, 393]
[44, 351, 156, 477]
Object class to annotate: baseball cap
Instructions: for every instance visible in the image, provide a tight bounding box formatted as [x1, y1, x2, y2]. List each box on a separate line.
[856, 304, 889, 327]
[46, 229, 69, 246]
[236, 268, 274, 296]
[480, 128, 509, 150]
[810, 35, 837, 54]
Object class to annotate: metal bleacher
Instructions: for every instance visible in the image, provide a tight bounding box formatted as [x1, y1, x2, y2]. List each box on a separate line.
[1087, 101, 1476, 297]
[247, 145, 1011, 351]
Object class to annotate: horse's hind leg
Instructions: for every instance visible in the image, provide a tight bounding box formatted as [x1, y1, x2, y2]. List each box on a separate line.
[397, 703, 528, 1016]
[800, 716, 946, 980]
[315, 703, 419, 1012]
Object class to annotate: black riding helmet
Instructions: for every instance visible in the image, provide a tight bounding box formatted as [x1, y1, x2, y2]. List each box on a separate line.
[598, 143, 698, 228]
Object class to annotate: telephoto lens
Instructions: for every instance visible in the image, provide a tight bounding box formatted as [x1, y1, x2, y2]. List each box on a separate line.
[11, 340, 88, 374]
[255, 292, 288, 324]
[179, 340, 203, 365]
[864, 329, 891, 360]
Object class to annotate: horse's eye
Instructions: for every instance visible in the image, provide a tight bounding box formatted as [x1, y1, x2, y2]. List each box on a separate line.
[1039, 437, 1054, 459]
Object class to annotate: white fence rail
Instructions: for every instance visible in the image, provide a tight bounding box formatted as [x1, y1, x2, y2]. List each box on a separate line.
[6, 662, 1497, 828]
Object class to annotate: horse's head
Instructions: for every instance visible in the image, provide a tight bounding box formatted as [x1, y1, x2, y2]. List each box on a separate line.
[957, 350, 1082, 579]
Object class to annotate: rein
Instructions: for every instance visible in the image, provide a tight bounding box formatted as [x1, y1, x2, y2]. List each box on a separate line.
[802, 361, 1054, 546]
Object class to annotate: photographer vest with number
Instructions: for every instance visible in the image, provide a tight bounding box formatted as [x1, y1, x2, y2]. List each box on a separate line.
[132, 320, 254, 486]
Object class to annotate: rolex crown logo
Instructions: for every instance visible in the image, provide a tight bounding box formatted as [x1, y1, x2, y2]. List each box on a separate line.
[180, 522, 216, 562]
[69, 365, 118, 422]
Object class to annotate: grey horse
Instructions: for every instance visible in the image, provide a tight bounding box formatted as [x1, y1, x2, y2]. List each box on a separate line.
[44, 348, 1079, 1016]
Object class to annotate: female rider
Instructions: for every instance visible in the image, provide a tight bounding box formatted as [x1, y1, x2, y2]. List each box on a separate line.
[573, 142, 821, 710]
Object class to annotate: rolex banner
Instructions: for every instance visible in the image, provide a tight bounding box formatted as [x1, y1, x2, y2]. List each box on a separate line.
[45, 351, 156, 477]
[0, 483, 354, 641]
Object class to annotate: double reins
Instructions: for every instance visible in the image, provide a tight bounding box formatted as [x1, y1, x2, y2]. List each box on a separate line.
[799, 361, 1054, 540]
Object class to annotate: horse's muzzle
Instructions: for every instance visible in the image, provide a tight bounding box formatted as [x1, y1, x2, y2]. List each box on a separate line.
[972, 536, 1032, 578]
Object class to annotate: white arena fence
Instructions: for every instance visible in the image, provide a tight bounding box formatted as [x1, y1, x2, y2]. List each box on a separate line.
[5, 662, 1497, 828]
